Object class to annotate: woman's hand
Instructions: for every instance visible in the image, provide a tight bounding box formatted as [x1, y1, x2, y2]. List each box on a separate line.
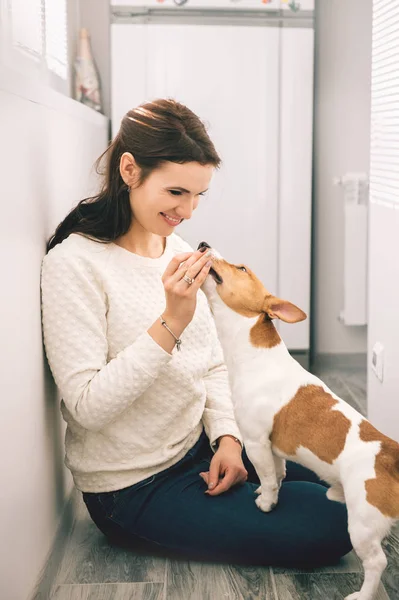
[148, 248, 213, 354]
[162, 248, 213, 331]
[199, 437, 248, 496]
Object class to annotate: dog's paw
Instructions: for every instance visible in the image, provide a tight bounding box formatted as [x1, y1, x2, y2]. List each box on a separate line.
[326, 485, 346, 503]
[255, 492, 278, 513]
[344, 593, 360, 600]
[255, 486, 262, 495]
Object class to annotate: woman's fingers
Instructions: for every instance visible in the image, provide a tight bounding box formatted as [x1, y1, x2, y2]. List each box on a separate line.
[192, 260, 212, 290]
[173, 250, 213, 286]
[162, 252, 194, 279]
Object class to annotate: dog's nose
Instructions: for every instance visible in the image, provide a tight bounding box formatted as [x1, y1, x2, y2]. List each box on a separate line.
[197, 241, 211, 251]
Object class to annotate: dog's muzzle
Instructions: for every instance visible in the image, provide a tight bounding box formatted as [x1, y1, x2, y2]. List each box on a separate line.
[197, 241, 223, 283]
[197, 241, 211, 251]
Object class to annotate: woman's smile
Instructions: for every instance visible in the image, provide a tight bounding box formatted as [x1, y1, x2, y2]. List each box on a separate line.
[160, 212, 183, 226]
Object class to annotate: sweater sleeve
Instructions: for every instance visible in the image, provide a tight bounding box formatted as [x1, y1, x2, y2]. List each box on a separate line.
[40, 249, 172, 432]
[201, 318, 243, 452]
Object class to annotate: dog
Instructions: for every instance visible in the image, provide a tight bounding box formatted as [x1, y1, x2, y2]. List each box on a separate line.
[198, 241, 399, 600]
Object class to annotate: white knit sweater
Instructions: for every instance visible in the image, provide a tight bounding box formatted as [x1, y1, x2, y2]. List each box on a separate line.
[40, 232, 242, 493]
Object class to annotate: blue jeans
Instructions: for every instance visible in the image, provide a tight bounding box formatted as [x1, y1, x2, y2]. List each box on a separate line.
[82, 429, 352, 568]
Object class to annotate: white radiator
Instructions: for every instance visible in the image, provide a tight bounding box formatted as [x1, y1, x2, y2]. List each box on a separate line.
[334, 173, 369, 326]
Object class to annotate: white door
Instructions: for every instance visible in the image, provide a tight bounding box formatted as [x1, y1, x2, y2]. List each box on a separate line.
[111, 21, 313, 352]
[112, 22, 280, 295]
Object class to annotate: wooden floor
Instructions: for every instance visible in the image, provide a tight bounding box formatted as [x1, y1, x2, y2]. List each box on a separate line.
[40, 364, 399, 600]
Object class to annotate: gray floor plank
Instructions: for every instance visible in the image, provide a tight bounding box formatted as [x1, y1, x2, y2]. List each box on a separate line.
[337, 374, 367, 416]
[51, 582, 164, 600]
[165, 560, 276, 600]
[272, 550, 361, 575]
[32, 491, 80, 600]
[342, 370, 367, 397]
[273, 573, 390, 600]
[382, 523, 399, 600]
[55, 498, 166, 585]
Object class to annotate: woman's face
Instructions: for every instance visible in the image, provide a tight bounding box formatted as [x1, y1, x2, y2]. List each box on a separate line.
[121, 155, 214, 236]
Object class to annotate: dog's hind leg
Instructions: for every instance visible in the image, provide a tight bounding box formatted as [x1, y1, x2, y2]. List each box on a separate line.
[344, 500, 390, 600]
[245, 439, 279, 512]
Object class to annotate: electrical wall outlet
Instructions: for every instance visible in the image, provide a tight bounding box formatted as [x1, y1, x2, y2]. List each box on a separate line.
[371, 342, 384, 382]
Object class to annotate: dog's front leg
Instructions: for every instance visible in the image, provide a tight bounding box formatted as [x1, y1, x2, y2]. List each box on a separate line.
[245, 439, 279, 512]
[255, 455, 285, 494]
[274, 455, 286, 490]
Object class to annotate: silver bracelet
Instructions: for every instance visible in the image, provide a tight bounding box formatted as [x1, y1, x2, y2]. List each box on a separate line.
[160, 316, 182, 351]
[217, 435, 242, 449]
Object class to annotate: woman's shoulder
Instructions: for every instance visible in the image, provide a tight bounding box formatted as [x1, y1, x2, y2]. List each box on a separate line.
[45, 233, 110, 260]
[42, 233, 112, 277]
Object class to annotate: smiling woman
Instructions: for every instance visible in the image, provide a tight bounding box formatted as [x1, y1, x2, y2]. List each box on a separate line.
[46, 98, 220, 253]
[115, 155, 214, 255]
[41, 98, 352, 572]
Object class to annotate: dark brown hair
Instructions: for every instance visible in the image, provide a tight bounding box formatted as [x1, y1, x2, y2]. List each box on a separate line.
[46, 98, 221, 253]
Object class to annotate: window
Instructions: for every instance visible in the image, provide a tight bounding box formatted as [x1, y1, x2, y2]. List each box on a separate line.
[44, 0, 68, 79]
[1, 0, 68, 87]
[370, 0, 399, 207]
[10, 0, 43, 59]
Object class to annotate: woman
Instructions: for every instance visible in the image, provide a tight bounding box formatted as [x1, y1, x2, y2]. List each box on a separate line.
[41, 98, 352, 567]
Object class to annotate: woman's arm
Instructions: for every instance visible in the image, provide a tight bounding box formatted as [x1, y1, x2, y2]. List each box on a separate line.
[202, 318, 243, 451]
[41, 250, 174, 433]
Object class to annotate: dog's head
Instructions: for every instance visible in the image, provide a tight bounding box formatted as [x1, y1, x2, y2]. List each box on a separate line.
[198, 241, 307, 324]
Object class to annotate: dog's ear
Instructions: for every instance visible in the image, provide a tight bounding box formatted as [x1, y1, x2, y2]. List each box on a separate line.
[263, 295, 307, 323]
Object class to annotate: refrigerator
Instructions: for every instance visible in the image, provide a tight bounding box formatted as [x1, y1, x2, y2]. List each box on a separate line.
[110, 0, 314, 363]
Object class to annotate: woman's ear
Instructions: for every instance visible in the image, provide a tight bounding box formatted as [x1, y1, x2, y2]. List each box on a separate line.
[119, 152, 140, 187]
[264, 295, 307, 323]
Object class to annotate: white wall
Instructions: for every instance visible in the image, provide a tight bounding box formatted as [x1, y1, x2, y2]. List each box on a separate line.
[367, 0, 399, 443]
[0, 66, 108, 600]
[312, 0, 372, 355]
[367, 205, 399, 442]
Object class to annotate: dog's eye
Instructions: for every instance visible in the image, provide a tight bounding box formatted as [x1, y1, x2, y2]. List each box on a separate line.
[237, 266, 247, 273]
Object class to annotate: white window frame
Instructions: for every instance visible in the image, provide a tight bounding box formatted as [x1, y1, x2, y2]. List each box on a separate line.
[0, 0, 69, 95]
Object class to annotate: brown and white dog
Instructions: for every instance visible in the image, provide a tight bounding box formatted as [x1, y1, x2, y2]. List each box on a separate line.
[199, 241, 399, 600]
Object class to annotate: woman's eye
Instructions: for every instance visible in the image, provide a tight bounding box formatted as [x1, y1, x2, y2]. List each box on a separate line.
[169, 190, 206, 197]
[237, 266, 247, 272]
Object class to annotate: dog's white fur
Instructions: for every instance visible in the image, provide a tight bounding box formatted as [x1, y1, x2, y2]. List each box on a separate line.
[201, 248, 398, 600]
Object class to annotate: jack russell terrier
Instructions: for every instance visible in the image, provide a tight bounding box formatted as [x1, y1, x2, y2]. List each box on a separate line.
[198, 241, 399, 600]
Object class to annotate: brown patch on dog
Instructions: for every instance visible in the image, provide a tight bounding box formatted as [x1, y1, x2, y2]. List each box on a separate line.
[271, 385, 351, 464]
[359, 420, 399, 518]
[250, 314, 281, 348]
